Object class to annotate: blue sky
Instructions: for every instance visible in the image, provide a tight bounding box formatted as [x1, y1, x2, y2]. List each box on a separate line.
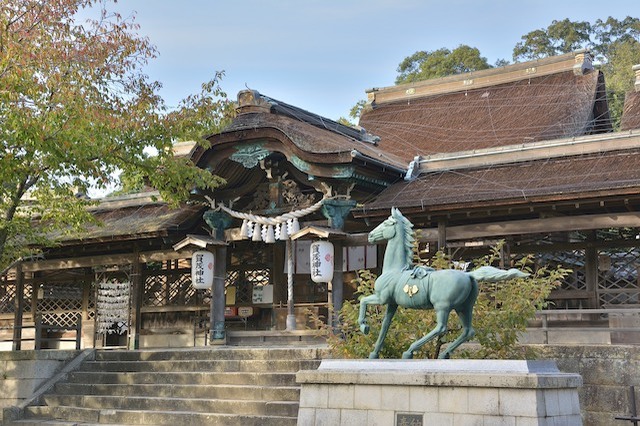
[108, 0, 635, 121]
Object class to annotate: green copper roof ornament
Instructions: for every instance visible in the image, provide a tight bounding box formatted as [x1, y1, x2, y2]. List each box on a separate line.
[230, 143, 270, 168]
[321, 198, 356, 230]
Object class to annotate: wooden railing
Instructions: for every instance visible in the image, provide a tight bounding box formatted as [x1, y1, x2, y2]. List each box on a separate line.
[530, 308, 640, 344]
[0, 314, 82, 350]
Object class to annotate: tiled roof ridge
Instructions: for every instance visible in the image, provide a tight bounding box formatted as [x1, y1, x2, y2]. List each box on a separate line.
[90, 191, 164, 211]
[366, 50, 593, 107]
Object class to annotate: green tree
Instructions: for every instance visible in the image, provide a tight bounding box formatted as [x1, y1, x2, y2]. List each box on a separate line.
[592, 16, 640, 60]
[347, 99, 367, 123]
[513, 17, 640, 129]
[513, 19, 592, 60]
[0, 0, 233, 269]
[395, 45, 492, 85]
[593, 17, 640, 127]
[346, 45, 494, 121]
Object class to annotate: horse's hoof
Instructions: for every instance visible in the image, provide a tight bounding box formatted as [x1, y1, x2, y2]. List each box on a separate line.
[438, 352, 451, 360]
[360, 324, 370, 334]
[368, 352, 379, 359]
[401, 351, 413, 359]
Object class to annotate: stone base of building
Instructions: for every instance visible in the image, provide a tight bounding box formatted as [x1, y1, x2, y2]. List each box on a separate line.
[296, 359, 583, 426]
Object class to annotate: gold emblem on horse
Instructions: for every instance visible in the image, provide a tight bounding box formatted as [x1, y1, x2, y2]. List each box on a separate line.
[403, 284, 419, 297]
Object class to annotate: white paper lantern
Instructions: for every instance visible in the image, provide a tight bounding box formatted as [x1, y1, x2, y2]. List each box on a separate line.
[310, 240, 334, 283]
[191, 251, 214, 289]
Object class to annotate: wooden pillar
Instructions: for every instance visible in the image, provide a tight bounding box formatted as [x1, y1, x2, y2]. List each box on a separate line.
[585, 233, 599, 309]
[129, 254, 143, 349]
[331, 241, 344, 329]
[12, 262, 24, 351]
[81, 276, 90, 350]
[211, 245, 227, 342]
[437, 221, 447, 251]
[203, 210, 232, 342]
[321, 198, 356, 330]
[81, 277, 90, 322]
[285, 239, 296, 330]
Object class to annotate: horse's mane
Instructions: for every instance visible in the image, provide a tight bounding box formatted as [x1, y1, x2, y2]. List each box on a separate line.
[392, 208, 415, 267]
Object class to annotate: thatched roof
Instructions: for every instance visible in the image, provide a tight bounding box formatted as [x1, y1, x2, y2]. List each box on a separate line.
[359, 146, 640, 214]
[192, 90, 409, 204]
[56, 193, 205, 245]
[621, 91, 640, 131]
[359, 52, 612, 164]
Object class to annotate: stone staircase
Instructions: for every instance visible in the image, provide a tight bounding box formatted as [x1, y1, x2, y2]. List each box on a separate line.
[8, 346, 326, 425]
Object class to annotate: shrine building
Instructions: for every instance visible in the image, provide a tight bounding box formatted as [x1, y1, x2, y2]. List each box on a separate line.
[2, 50, 640, 350]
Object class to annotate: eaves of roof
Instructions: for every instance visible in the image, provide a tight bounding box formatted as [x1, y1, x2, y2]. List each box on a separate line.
[357, 132, 640, 216]
[196, 112, 408, 180]
[52, 202, 206, 246]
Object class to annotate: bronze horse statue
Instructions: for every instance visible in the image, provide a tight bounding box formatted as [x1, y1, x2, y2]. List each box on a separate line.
[358, 208, 529, 359]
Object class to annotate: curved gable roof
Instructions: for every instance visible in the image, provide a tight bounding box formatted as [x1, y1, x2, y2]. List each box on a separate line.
[220, 111, 400, 163]
[193, 91, 408, 182]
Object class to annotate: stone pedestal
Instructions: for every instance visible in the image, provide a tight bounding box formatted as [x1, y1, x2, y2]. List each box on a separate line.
[296, 359, 582, 426]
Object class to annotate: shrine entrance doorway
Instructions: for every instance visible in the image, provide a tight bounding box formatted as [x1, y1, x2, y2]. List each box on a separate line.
[94, 266, 131, 348]
[224, 241, 277, 330]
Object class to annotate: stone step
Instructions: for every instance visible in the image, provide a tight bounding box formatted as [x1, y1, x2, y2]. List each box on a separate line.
[66, 370, 297, 386]
[41, 395, 298, 417]
[13, 347, 325, 425]
[23, 405, 297, 426]
[226, 331, 327, 347]
[54, 382, 301, 401]
[10, 422, 138, 426]
[78, 358, 320, 373]
[94, 346, 327, 362]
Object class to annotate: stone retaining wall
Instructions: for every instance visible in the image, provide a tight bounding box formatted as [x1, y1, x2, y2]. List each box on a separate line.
[0, 350, 79, 423]
[1, 345, 638, 425]
[535, 345, 640, 426]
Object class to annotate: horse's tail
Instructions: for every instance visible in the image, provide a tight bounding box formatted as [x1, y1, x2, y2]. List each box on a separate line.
[467, 265, 529, 282]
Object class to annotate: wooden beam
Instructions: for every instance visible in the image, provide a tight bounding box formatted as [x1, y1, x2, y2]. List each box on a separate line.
[419, 132, 640, 173]
[351, 212, 640, 245]
[440, 212, 640, 241]
[19, 249, 196, 273]
[13, 211, 639, 275]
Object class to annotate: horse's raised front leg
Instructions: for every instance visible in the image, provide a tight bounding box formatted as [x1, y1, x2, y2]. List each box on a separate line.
[358, 293, 383, 334]
[402, 307, 451, 359]
[368, 303, 397, 359]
